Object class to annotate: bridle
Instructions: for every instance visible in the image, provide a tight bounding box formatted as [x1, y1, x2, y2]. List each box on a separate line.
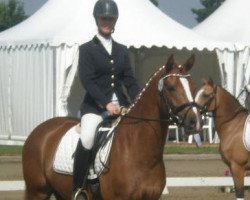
[158, 73, 199, 126]
[198, 85, 217, 115]
[198, 85, 247, 123]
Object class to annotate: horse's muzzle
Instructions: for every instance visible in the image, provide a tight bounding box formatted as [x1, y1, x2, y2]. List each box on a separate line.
[183, 115, 202, 135]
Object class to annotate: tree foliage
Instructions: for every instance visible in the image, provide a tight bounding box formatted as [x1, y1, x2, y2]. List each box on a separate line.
[192, 0, 225, 23]
[0, 0, 27, 32]
[150, 0, 159, 6]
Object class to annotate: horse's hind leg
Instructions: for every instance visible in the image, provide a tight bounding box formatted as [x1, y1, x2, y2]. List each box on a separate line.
[54, 192, 65, 200]
[230, 163, 245, 199]
[24, 185, 52, 200]
[23, 164, 53, 200]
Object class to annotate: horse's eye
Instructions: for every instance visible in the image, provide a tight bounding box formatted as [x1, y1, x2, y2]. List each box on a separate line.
[202, 93, 210, 98]
[166, 85, 175, 92]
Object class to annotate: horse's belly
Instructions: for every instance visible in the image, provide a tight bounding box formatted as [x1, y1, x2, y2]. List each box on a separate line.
[101, 169, 165, 200]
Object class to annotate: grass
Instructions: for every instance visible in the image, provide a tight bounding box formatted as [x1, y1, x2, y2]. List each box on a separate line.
[0, 143, 219, 156]
[0, 145, 23, 156]
[164, 143, 219, 154]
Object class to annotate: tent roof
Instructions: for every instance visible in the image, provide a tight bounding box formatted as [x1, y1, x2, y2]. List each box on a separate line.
[194, 0, 250, 46]
[0, 0, 234, 51]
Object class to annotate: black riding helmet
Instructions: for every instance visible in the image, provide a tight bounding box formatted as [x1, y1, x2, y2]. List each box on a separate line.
[93, 0, 119, 19]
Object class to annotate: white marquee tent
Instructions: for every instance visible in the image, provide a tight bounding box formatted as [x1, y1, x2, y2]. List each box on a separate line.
[0, 0, 236, 144]
[194, 0, 250, 99]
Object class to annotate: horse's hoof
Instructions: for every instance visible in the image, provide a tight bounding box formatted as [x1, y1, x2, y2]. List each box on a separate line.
[73, 188, 89, 200]
[75, 194, 87, 200]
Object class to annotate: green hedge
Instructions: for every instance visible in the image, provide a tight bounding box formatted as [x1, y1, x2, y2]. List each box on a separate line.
[165, 145, 219, 154]
[0, 144, 219, 156]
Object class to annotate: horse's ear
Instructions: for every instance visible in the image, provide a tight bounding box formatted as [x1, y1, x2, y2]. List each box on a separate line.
[183, 54, 195, 72]
[202, 78, 214, 86]
[208, 77, 214, 86]
[165, 54, 174, 72]
[201, 78, 207, 85]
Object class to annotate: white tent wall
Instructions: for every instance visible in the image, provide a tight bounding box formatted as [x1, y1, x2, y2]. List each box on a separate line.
[0, 48, 10, 141]
[235, 47, 250, 103]
[215, 49, 237, 95]
[0, 44, 81, 144]
[0, 45, 55, 144]
[54, 44, 79, 116]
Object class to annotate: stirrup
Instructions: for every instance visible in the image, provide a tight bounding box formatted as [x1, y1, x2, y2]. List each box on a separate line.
[73, 188, 89, 200]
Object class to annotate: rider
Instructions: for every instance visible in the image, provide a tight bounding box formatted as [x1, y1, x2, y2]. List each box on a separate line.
[72, 0, 140, 198]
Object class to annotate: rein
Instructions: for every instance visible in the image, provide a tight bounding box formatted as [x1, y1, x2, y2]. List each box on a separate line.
[103, 108, 172, 123]
[120, 113, 171, 123]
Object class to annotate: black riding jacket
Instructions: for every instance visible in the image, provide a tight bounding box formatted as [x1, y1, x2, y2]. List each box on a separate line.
[78, 36, 140, 115]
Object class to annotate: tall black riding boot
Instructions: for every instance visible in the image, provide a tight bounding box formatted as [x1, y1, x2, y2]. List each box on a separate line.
[72, 140, 92, 200]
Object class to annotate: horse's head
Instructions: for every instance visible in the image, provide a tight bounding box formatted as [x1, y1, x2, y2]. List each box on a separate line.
[159, 54, 202, 135]
[195, 78, 217, 114]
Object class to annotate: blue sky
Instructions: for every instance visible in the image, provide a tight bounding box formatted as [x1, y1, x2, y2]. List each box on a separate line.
[158, 0, 202, 28]
[21, 0, 202, 28]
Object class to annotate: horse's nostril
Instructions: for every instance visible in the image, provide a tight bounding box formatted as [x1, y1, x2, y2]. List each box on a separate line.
[189, 117, 197, 127]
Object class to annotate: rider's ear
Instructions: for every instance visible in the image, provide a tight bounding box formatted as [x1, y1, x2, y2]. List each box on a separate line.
[165, 54, 174, 73]
[183, 54, 195, 72]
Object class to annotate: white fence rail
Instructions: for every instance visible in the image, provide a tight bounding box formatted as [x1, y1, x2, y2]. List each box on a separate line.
[2, 177, 250, 191]
[0, 181, 25, 191]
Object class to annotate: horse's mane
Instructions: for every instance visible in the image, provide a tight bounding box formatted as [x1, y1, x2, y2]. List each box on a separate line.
[127, 65, 166, 112]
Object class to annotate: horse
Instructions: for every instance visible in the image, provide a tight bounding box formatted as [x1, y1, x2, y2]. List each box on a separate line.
[195, 78, 250, 200]
[22, 54, 202, 200]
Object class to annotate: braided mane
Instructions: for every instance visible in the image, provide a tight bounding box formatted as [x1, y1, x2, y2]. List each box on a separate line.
[127, 65, 166, 112]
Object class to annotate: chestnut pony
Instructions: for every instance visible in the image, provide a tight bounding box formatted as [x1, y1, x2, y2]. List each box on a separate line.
[22, 55, 201, 200]
[195, 79, 250, 200]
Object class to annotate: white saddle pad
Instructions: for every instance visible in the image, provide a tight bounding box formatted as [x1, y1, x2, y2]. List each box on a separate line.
[243, 115, 250, 151]
[53, 124, 115, 179]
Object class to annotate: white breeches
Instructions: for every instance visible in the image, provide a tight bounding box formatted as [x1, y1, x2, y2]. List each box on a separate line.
[80, 113, 103, 150]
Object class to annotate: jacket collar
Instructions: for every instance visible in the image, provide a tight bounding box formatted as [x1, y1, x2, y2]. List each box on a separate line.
[92, 36, 118, 56]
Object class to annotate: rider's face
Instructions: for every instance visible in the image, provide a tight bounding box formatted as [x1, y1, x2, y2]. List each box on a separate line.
[96, 17, 117, 38]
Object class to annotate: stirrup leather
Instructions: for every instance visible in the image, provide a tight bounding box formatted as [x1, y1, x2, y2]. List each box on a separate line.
[73, 188, 89, 200]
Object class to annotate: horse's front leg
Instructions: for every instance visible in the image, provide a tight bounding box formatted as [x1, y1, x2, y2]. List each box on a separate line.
[230, 163, 245, 199]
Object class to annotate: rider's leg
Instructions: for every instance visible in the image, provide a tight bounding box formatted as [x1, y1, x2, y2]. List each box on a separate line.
[72, 113, 103, 198]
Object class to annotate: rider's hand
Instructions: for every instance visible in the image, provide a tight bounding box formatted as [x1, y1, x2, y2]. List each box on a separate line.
[106, 102, 120, 116]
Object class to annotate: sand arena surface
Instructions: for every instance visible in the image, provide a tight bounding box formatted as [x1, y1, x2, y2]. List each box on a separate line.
[0, 154, 249, 200]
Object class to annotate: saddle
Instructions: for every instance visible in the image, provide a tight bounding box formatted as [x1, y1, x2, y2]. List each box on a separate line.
[53, 116, 121, 179]
[243, 114, 250, 151]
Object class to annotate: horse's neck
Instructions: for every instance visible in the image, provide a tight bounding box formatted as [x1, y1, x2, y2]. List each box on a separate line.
[214, 87, 246, 131]
[129, 68, 167, 121]
[119, 74, 168, 156]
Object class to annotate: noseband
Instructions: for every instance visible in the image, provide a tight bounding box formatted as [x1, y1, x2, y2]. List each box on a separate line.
[159, 74, 199, 125]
